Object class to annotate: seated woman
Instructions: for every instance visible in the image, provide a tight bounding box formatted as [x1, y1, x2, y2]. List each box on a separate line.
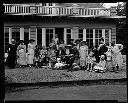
[93, 55, 106, 73]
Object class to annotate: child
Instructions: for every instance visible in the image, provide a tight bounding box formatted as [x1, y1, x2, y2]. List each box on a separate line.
[87, 49, 96, 72]
[39, 46, 47, 67]
[105, 46, 112, 72]
[54, 58, 64, 70]
[94, 55, 106, 73]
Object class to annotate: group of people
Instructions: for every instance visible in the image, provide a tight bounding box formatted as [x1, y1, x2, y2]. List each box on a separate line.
[5, 34, 124, 73]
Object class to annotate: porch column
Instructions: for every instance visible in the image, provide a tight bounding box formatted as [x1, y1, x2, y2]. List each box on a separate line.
[83, 28, 86, 41]
[20, 27, 24, 40]
[9, 28, 12, 44]
[64, 28, 67, 44]
[102, 29, 105, 43]
[42, 28, 46, 46]
[93, 29, 95, 46]
[109, 29, 111, 46]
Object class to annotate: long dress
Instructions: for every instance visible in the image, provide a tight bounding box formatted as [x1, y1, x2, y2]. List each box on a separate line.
[79, 45, 88, 67]
[17, 44, 27, 66]
[105, 47, 112, 71]
[6, 44, 17, 69]
[111, 44, 123, 70]
[27, 43, 35, 65]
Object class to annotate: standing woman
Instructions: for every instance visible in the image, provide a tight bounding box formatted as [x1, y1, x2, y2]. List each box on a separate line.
[49, 39, 57, 68]
[79, 41, 88, 69]
[97, 37, 108, 62]
[17, 40, 27, 67]
[27, 39, 35, 67]
[111, 41, 123, 72]
[6, 39, 17, 69]
[53, 34, 59, 50]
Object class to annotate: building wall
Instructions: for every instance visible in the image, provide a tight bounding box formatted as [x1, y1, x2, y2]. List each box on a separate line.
[4, 17, 116, 43]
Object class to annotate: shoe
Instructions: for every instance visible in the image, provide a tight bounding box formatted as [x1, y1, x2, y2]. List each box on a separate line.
[115, 71, 119, 73]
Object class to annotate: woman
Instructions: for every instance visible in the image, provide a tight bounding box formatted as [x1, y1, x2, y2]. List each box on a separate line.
[111, 41, 123, 72]
[53, 34, 59, 50]
[6, 39, 17, 69]
[49, 39, 57, 68]
[97, 38, 108, 62]
[79, 41, 88, 69]
[17, 40, 27, 67]
[27, 39, 35, 67]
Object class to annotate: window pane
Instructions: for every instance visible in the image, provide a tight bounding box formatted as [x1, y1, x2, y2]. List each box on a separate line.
[67, 29, 71, 33]
[79, 34, 83, 38]
[50, 29, 53, 33]
[90, 34, 93, 38]
[79, 29, 83, 33]
[37, 28, 42, 33]
[67, 34, 71, 38]
[46, 29, 49, 33]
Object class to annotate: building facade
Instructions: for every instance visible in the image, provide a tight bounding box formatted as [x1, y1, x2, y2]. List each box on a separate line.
[4, 3, 119, 53]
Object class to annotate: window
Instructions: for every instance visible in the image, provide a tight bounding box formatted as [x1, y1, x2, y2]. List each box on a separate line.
[95, 29, 102, 46]
[4, 28, 9, 53]
[12, 28, 20, 45]
[37, 28, 42, 46]
[78, 29, 83, 41]
[105, 29, 110, 45]
[86, 29, 93, 48]
[24, 28, 29, 46]
[66, 29, 71, 44]
[46, 28, 54, 47]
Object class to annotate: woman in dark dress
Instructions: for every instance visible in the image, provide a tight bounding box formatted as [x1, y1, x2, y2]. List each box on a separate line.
[97, 38, 108, 62]
[6, 39, 17, 69]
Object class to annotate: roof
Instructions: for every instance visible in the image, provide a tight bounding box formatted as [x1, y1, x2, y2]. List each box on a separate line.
[56, 3, 105, 8]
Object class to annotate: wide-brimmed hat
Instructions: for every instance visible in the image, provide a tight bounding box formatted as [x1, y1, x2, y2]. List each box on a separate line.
[29, 39, 35, 42]
[81, 41, 87, 44]
[60, 39, 65, 43]
[19, 40, 24, 43]
[65, 45, 72, 48]
[70, 39, 74, 41]
[75, 39, 81, 43]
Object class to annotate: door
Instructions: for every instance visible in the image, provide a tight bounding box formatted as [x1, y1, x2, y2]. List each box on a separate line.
[46, 28, 55, 47]
[55, 28, 64, 43]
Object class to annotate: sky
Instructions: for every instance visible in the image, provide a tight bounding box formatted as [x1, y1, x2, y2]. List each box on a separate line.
[103, 2, 124, 8]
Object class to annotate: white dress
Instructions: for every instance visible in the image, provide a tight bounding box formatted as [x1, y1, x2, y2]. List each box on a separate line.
[111, 44, 123, 69]
[27, 43, 35, 64]
[79, 46, 88, 66]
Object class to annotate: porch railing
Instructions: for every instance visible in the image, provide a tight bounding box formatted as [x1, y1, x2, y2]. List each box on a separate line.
[4, 4, 116, 16]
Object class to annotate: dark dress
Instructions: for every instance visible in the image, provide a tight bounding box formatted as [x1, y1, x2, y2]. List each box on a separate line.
[97, 44, 108, 62]
[6, 44, 17, 69]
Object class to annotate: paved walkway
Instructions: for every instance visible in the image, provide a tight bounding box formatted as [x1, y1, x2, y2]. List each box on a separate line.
[5, 63, 126, 83]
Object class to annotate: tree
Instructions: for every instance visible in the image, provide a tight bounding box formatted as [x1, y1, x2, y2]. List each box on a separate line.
[116, 2, 126, 54]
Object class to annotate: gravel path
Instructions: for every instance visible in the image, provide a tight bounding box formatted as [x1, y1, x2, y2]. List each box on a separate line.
[5, 64, 126, 83]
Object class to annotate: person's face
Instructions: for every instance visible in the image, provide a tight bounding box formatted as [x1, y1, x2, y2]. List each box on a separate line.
[55, 34, 58, 38]
[100, 40, 104, 44]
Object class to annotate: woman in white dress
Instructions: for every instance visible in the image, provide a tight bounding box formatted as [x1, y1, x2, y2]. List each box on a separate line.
[79, 41, 88, 69]
[27, 39, 35, 67]
[111, 42, 123, 72]
[17, 40, 27, 67]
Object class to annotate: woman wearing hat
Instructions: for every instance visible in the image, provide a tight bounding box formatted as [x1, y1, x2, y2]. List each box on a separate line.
[27, 39, 35, 67]
[79, 41, 89, 69]
[6, 39, 17, 69]
[17, 40, 27, 67]
[111, 41, 123, 73]
[49, 39, 57, 68]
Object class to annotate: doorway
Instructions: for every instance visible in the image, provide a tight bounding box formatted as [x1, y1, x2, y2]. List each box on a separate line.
[55, 28, 64, 43]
